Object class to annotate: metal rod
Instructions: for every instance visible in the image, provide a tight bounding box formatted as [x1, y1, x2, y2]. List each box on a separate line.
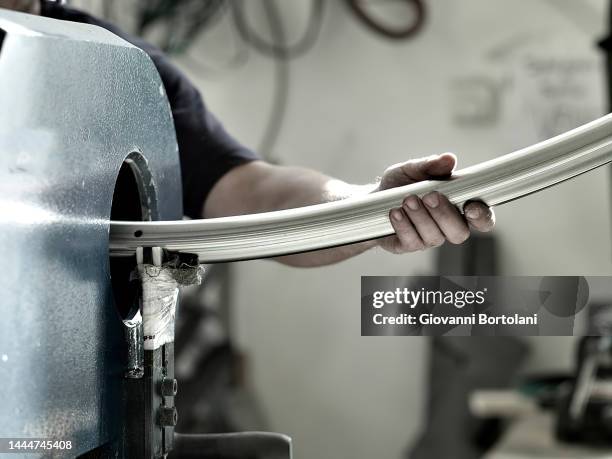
[110, 114, 612, 263]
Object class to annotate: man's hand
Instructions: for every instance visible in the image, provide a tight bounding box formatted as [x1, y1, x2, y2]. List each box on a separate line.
[377, 153, 495, 254]
[205, 154, 494, 266]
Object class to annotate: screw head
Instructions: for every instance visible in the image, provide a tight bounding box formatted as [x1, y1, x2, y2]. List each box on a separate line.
[159, 406, 178, 426]
[160, 378, 178, 396]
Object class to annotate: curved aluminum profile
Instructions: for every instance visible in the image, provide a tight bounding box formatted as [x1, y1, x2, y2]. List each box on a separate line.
[110, 114, 612, 262]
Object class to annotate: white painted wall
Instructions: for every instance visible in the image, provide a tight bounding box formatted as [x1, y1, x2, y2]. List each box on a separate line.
[73, 1, 612, 457]
[176, 2, 611, 458]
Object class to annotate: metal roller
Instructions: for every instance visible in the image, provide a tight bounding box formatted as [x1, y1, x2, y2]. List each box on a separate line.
[110, 114, 612, 263]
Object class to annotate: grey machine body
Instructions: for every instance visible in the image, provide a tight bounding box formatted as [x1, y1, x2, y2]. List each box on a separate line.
[0, 8, 182, 456]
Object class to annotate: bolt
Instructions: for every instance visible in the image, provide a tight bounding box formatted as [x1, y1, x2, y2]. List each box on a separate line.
[160, 378, 178, 396]
[159, 406, 178, 426]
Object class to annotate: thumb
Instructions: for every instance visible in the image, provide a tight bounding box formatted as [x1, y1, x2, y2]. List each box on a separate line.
[401, 153, 457, 181]
[421, 153, 456, 177]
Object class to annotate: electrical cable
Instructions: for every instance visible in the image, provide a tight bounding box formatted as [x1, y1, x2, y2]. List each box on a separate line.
[175, 0, 226, 53]
[346, 0, 425, 40]
[135, 0, 226, 54]
[181, 3, 251, 78]
[254, 0, 290, 159]
[231, 0, 324, 60]
[101, 0, 116, 23]
[108, 1, 322, 158]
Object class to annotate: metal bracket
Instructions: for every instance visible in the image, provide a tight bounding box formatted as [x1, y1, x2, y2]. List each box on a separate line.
[123, 247, 201, 458]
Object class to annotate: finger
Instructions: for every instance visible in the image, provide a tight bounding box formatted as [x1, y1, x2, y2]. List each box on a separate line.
[399, 153, 457, 181]
[388, 207, 425, 252]
[422, 192, 470, 245]
[402, 195, 445, 248]
[464, 202, 495, 232]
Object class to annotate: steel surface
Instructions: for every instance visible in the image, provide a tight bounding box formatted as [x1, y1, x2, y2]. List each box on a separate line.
[0, 9, 182, 455]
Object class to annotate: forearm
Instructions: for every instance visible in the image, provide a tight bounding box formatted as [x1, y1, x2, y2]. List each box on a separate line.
[203, 155, 496, 266]
[204, 160, 379, 266]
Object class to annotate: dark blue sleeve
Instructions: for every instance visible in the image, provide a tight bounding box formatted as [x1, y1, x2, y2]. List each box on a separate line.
[140, 45, 261, 219]
[42, 3, 260, 219]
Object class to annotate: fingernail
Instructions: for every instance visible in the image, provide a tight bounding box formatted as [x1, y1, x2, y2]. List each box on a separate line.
[423, 192, 439, 209]
[466, 207, 480, 219]
[391, 209, 403, 221]
[404, 196, 420, 211]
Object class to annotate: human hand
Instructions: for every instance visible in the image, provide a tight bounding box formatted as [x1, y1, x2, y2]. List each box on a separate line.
[376, 153, 495, 253]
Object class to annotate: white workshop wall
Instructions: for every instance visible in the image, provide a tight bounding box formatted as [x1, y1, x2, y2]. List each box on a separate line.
[74, 1, 612, 458]
[176, 2, 611, 459]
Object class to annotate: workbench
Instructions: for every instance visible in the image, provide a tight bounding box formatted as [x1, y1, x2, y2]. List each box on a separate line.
[486, 413, 612, 459]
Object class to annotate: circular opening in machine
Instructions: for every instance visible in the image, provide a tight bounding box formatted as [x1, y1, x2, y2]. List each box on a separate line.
[109, 152, 158, 320]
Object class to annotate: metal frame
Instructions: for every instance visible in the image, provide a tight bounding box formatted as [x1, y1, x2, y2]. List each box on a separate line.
[110, 113, 612, 262]
[0, 8, 182, 456]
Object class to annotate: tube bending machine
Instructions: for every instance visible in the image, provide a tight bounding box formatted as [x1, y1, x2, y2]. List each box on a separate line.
[0, 9, 290, 459]
[3, 7, 612, 459]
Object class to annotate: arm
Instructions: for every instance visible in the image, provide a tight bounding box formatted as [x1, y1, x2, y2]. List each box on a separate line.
[203, 153, 495, 267]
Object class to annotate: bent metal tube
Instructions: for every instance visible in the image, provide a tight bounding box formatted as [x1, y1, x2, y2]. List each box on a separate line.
[110, 113, 612, 263]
